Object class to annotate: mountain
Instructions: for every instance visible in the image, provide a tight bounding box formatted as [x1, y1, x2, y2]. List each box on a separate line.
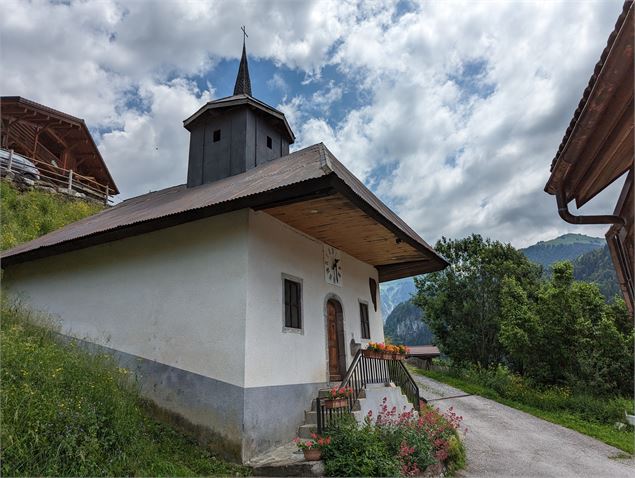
[379, 278, 416, 320]
[384, 301, 434, 346]
[521, 233, 605, 269]
[573, 245, 621, 300]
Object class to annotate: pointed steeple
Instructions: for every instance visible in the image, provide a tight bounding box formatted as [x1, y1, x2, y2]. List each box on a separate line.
[233, 36, 252, 96]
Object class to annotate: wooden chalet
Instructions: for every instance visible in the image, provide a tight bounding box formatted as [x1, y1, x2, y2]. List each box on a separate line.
[545, 1, 633, 312]
[1, 96, 119, 199]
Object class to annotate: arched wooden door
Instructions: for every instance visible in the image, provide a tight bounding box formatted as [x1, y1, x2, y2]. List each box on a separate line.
[327, 299, 345, 381]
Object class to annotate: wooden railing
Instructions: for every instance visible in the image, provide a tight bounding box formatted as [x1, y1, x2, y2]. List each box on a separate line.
[316, 349, 422, 433]
[0, 149, 112, 204]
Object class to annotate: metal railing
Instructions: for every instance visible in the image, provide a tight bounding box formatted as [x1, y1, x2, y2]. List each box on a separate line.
[0, 148, 112, 204]
[316, 349, 422, 433]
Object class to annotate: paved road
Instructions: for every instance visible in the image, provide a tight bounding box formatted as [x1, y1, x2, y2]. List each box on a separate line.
[414, 374, 634, 477]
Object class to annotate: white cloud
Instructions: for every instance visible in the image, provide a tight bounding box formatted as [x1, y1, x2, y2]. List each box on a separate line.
[0, 0, 625, 247]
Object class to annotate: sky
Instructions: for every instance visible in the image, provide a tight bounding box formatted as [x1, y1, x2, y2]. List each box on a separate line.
[1, 0, 627, 248]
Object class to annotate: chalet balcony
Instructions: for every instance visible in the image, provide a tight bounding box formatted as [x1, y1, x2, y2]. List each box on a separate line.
[0, 148, 113, 204]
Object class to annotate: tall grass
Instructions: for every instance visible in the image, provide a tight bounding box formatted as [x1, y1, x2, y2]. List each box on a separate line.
[0, 301, 250, 476]
[0, 180, 103, 250]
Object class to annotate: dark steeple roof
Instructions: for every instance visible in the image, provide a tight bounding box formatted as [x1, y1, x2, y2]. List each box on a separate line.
[233, 41, 252, 96]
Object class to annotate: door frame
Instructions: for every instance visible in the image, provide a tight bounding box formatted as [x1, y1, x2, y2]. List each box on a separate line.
[324, 294, 346, 381]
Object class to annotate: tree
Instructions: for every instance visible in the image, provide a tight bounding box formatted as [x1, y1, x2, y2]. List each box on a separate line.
[499, 261, 634, 395]
[414, 235, 542, 367]
[499, 276, 538, 375]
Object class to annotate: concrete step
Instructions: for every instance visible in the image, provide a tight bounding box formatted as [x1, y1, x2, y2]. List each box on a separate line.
[298, 423, 318, 438]
[248, 441, 324, 477]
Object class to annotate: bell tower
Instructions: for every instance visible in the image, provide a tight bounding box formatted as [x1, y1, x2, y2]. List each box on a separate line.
[183, 29, 295, 188]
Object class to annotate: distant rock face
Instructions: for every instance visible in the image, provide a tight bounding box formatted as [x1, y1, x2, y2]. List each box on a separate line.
[384, 301, 434, 346]
[520, 233, 605, 269]
[379, 278, 416, 320]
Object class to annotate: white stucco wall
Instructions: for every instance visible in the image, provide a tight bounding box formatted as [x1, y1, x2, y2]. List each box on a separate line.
[244, 210, 384, 388]
[4, 208, 385, 390]
[3, 210, 250, 388]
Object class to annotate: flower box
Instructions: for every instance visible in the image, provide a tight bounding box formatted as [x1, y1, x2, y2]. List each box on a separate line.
[294, 434, 330, 461]
[303, 448, 322, 461]
[362, 349, 384, 359]
[364, 342, 409, 360]
[323, 397, 348, 409]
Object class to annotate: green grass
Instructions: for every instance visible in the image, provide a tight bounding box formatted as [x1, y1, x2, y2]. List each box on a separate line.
[0, 179, 104, 251]
[0, 301, 250, 477]
[412, 367, 634, 455]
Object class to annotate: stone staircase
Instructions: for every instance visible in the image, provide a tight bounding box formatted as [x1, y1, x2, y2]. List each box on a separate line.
[297, 386, 364, 438]
[297, 383, 414, 438]
[249, 383, 418, 476]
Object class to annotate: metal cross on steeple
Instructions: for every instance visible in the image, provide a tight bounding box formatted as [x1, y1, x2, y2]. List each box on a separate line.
[233, 26, 252, 96]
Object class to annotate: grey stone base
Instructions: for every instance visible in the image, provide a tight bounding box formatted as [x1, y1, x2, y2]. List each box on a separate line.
[63, 335, 326, 463]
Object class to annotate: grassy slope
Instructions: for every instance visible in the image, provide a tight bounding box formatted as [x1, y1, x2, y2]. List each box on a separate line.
[0, 181, 250, 476]
[1, 302, 250, 477]
[412, 367, 634, 454]
[0, 180, 104, 251]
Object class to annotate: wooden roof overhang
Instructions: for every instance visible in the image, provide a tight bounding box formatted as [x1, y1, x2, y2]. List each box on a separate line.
[545, 2, 633, 205]
[1, 143, 447, 282]
[0, 96, 119, 194]
[261, 186, 445, 282]
[545, 1, 634, 312]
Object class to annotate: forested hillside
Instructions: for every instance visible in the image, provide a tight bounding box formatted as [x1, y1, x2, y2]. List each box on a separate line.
[573, 245, 620, 299]
[520, 233, 604, 268]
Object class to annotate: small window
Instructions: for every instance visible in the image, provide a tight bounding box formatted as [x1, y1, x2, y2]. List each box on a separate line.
[213, 129, 221, 142]
[266, 136, 272, 149]
[360, 302, 370, 339]
[284, 278, 302, 329]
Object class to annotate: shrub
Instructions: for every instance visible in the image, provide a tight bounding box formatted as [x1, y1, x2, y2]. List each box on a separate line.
[322, 401, 465, 477]
[321, 416, 400, 477]
[371, 399, 464, 476]
[444, 363, 634, 426]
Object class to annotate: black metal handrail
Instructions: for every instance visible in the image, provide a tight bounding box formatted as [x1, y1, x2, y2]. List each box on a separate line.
[316, 350, 422, 433]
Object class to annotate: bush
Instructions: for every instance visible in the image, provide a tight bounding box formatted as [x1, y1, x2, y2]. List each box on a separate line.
[0, 301, 250, 477]
[322, 401, 465, 477]
[445, 363, 633, 426]
[322, 416, 400, 477]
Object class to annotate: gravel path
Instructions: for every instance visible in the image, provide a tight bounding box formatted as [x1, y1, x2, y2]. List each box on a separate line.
[414, 374, 634, 477]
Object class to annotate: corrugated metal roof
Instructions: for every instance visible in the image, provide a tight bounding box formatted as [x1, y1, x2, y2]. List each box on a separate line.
[0, 143, 446, 272]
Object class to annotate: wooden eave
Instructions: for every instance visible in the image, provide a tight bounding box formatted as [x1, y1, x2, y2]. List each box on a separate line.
[262, 187, 446, 282]
[545, 2, 633, 208]
[0, 96, 119, 194]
